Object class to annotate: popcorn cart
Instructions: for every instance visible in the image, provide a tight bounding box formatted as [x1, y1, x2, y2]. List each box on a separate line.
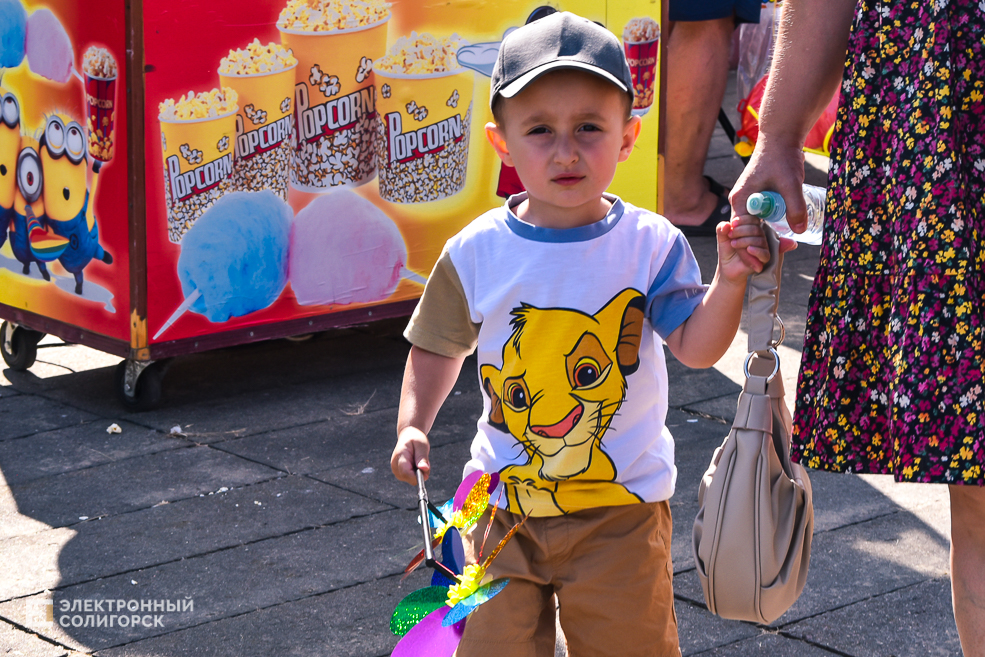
[0, 0, 665, 409]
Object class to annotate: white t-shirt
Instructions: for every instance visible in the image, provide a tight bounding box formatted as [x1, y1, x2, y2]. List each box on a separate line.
[405, 193, 707, 516]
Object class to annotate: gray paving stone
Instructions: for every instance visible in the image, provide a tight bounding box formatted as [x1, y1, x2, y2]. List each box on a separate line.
[674, 509, 951, 626]
[0, 396, 99, 442]
[32, 330, 411, 418]
[92, 575, 413, 657]
[124, 366, 406, 443]
[666, 409, 732, 570]
[0, 618, 69, 657]
[785, 578, 961, 657]
[0, 510, 418, 652]
[681, 394, 739, 424]
[0, 421, 184, 486]
[694, 631, 843, 656]
[310, 439, 475, 511]
[0, 476, 388, 601]
[0, 384, 22, 398]
[213, 395, 475, 478]
[0, 446, 281, 539]
[676, 597, 760, 656]
[666, 353, 742, 409]
[0, 527, 75, 601]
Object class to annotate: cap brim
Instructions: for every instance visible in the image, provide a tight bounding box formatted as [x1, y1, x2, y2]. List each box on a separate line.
[498, 60, 629, 99]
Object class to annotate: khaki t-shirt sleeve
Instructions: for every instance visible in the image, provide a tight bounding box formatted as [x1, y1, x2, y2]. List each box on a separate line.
[404, 249, 480, 358]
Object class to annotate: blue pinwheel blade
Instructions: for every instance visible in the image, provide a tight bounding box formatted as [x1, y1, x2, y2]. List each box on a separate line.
[442, 527, 466, 574]
[442, 578, 510, 627]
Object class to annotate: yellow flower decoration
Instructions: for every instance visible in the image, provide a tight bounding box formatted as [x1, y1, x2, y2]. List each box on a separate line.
[446, 563, 485, 607]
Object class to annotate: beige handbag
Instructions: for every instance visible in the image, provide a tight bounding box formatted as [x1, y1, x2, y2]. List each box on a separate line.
[692, 226, 814, 625]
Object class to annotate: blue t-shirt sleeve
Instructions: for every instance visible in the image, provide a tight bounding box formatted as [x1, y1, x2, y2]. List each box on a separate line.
[646, 233, 708, 339]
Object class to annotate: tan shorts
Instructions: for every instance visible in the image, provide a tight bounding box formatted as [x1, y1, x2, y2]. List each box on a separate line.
[456, 501, 680, 657]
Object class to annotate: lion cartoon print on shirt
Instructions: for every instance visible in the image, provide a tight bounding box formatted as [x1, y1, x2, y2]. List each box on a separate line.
[480, 288, 647, 516]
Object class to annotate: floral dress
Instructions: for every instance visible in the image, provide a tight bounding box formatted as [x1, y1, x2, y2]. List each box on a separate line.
[791, 0, 985, 485]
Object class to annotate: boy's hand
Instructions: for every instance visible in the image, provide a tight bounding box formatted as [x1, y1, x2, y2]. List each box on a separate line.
[716, 215, 771, 281]
[391, 426, 431, 486]
[716, 216, 798, 282]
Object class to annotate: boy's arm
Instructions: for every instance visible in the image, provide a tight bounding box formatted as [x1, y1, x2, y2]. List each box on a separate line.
[391, 345, 468, 485]
[664, 217, 770, 368]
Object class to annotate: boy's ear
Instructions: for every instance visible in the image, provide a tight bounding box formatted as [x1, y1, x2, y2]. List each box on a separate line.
[485, 122, 515, 167]
[618, 115, 642, 163]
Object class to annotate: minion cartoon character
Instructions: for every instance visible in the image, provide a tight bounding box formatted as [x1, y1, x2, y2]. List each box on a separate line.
[8, 134, 50, 281]
[40, 113, 112, 295]
[0, 89, 19, 251]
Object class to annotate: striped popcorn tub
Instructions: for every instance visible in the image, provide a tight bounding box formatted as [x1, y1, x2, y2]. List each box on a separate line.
[83, 46, 118, 162]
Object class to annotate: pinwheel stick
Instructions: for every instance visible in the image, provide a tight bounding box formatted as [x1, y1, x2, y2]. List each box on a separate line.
[417, 469, 459, 582]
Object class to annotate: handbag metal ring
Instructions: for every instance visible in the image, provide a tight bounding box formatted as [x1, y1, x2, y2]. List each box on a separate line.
[744, 347, 780, 382]
[771, 315, 786, 348]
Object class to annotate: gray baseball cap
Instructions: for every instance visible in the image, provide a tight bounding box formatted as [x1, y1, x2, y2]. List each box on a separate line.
[490, 11, 634, 108]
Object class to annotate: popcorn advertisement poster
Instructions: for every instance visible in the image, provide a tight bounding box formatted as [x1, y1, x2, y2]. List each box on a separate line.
[142, 0, 662, 346]
[0, 0, 129, 342]
[3, 0, 662, 353]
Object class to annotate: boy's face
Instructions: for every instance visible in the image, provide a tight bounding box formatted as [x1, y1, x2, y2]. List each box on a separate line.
[486, 69, 640, 225]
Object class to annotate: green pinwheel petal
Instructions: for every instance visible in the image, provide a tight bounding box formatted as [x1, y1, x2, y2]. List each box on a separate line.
[390, 586, 449, 636]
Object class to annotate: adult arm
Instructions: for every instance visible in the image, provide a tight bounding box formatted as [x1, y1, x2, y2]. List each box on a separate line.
[391, 346, 467, 485]
[731, 0, 858, 232]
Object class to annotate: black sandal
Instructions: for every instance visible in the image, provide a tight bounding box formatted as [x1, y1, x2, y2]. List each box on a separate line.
[678, 176, 732, 238]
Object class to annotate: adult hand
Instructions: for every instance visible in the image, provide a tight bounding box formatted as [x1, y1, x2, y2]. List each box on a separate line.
[731, 135, 811, 235]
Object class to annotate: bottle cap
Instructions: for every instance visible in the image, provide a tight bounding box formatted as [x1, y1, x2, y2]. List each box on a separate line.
[746, 192, 774, 218]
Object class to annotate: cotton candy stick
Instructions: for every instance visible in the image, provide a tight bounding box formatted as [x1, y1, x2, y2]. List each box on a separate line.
[152, 288, 201, 340]
[402, 267, 427, 286]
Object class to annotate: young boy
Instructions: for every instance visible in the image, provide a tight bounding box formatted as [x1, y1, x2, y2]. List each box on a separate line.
[391, 12, 771, 656]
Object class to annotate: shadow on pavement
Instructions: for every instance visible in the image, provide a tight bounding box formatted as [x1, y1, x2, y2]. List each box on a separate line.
[0, 317, 962, 657]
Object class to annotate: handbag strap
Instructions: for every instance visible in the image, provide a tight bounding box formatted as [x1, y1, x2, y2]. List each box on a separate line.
[746, 224, 784, 354]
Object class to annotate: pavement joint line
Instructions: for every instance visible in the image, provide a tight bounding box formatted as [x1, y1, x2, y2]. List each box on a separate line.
[810, 507, 905, 537]
[0, 438, 194, 484]
[0, 610, 77, 654]
[670, 390, 740, 409]
[772, 578, 938, 633]
[0, 472, 293, 554]
[673, 406, 732, 425]
[773, 629, 858, 657]
[207, 443, 301, 475]
[684, 632, 762, 656]
[0, 506, 399, 607]
[198, 418, 334, 448]
[299, 472, 401, 511]
[0, 440, 206, 487]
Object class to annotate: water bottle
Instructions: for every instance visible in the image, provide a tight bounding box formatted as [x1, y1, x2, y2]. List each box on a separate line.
[745, 184, 827, 245]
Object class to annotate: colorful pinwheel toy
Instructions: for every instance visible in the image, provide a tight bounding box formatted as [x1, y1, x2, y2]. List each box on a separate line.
[390, 470, 525, 657]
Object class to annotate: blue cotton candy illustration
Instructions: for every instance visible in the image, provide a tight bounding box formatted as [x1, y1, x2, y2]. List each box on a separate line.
[0, 0, 27, 69]
[155, 191, 291, 338]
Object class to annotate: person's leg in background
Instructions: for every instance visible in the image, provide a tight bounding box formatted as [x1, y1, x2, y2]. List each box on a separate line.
[949, 484, 985, 657]
[663, 15, 734, 234]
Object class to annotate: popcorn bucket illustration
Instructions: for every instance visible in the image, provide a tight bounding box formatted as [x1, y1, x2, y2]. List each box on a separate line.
[219, 64, 297, 202]
[622, 18, 661, 115]
[159, 110, 237, 243]
[279, 18, 389, 193]
[83, 46, 119, 162]
[374, 68, 474, 204]
[85, 74, 117, 162]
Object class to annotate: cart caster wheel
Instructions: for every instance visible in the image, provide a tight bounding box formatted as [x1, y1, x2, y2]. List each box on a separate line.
[1, 321, 45, 371]
[115, 359, 168, 411]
